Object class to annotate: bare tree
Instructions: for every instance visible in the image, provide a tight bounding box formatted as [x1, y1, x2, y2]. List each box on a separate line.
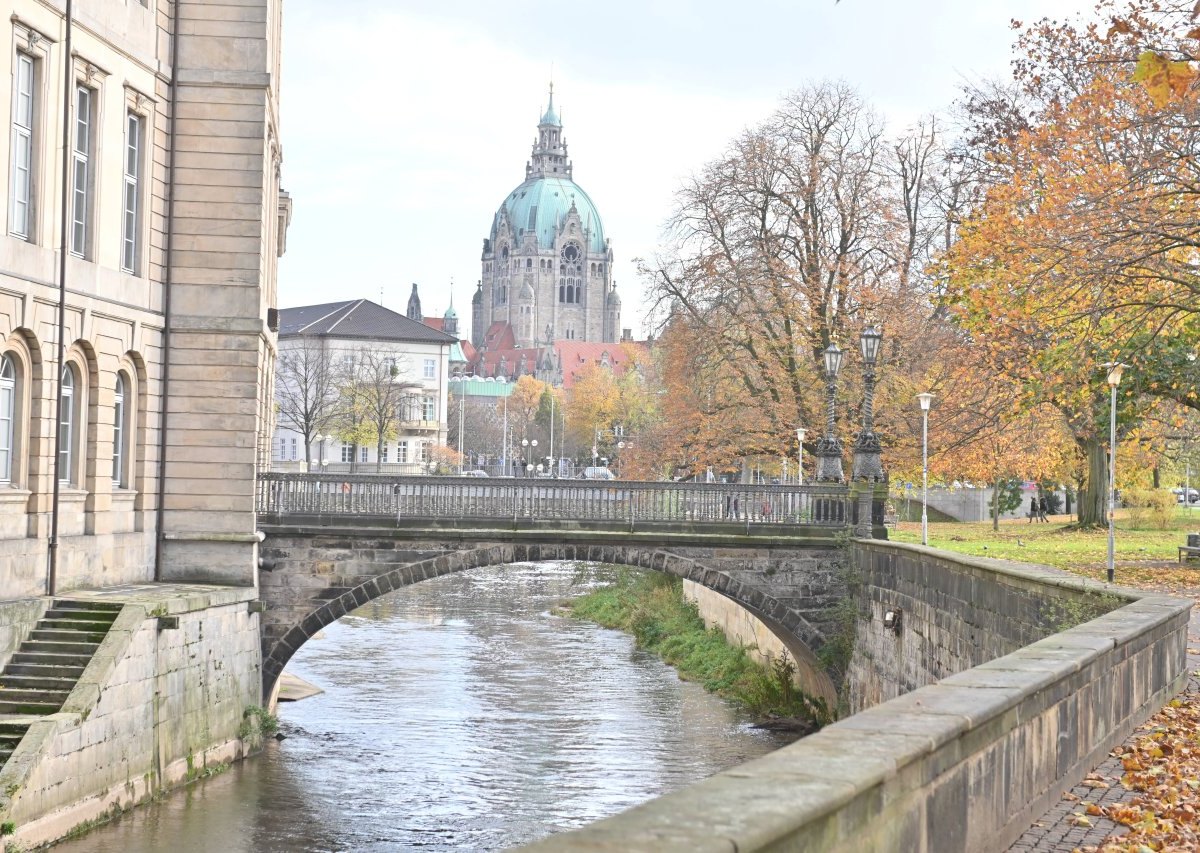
[275, 335, 341, 465]
[337, 349, 414, 473]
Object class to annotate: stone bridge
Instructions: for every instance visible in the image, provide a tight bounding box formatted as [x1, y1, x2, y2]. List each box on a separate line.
[254, 473, 887, 704]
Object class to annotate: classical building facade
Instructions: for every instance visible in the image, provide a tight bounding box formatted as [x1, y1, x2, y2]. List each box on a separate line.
[0, 0, 286, 593]
[473, 88, 621, 351]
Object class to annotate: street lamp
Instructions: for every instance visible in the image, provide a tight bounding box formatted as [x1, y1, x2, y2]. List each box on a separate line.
[1103, 362, 1126, 584]
[796, 427, 807, 485]
[851, 326, 885, 482]
[815, 343, 844, 482]
[916, 393, 934, 546]
[617, 440, 625, 478]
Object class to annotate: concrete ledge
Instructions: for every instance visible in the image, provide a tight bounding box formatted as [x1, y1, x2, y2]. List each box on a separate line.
[519, 541, 1191, 852]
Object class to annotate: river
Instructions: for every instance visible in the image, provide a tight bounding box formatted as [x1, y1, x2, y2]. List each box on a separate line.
[51, 562, 793, 852]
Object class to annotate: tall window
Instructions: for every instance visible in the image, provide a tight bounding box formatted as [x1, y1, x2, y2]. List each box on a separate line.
[59, 365, 76, 484]
[380, 444, 389, 463]
[121, 113, 142, 273]
[423, 358, 435, 379]
[70, 86, 94, 257]
[396, 441, 408, 464]
[418, 442, 431, 464]
[112, 373, 127, 486]
[9, 53, 34, 240]
[0, 356, 15, 483]
[422, 397, 435, 421]
[340, 442, 353, 463]
[359, 445, 368, 463]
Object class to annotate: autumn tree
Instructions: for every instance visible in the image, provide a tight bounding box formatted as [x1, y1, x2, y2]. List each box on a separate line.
[275, 335, 341, 465]
[333, 349, 414, 472]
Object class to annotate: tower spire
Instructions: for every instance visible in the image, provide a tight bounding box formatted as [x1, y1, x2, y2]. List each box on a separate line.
[529, 86, 570, 179]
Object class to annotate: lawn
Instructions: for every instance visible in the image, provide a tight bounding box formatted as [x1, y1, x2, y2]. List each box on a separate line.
[889, 507, 1200, 595]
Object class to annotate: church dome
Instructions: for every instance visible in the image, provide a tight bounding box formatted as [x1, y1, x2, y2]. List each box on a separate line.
[444, 304, 458, 319]
[492, 176, 606, 254]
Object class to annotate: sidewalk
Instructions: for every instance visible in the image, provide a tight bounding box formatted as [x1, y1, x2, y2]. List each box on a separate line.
[1009, 598, 1200, 852]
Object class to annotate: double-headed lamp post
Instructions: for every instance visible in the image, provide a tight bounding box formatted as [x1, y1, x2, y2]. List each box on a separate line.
[916, 393, 934, 547]
[1103, 362, 1126, 584]
[815, 343, 845, 483]
[850, 326, 885, 483]
[796, 428, 807, 485]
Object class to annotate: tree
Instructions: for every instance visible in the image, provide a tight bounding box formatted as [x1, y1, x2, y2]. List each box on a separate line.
[332, 349, 413, 472]
[275, 335, 341, 465]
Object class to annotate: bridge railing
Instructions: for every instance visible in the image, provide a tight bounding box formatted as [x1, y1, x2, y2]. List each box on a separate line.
[255, 473, 852, 528]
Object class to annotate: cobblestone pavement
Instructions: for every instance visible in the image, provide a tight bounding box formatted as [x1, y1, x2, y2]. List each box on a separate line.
[1009, 599, 1200, 852]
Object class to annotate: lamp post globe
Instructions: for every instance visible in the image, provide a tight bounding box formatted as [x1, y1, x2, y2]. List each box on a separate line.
[1103, 363, 1126, 583]
[916, 393, 934, 547]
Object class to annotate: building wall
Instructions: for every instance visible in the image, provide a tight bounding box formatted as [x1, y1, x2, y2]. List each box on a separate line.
[271, 335, 451, 471]
[0, 0, 285, 592]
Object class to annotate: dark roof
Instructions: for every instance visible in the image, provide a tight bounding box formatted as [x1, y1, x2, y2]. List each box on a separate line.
[279, 300, 456, 344]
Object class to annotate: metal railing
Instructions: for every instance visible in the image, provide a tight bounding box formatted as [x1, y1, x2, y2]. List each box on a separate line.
[256, 473, 853, 529]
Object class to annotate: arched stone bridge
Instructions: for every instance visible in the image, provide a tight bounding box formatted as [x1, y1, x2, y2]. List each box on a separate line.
[255, 474, 888, 705]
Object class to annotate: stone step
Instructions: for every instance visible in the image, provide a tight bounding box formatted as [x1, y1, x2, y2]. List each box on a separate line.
[0, 675, 78, 692]
[0, 722, 30, 738]
[30, 628, 108, 644]
[0, 748, 13, 765]
[4, 662, 87, 679]
[0, 688, 70, 705]
[17, 640, 100, 656]
[40, 609, 118, 628]
[0, 700, 60, 716]
[52, 599, 122, 613]
[9, 651, 92, 669]
[39, 618, 115, 634]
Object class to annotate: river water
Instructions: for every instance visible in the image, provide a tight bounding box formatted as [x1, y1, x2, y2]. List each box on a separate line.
[52, 562, 792, 852]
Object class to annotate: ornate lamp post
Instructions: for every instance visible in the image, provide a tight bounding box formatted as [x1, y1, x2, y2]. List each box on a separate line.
[916, 393, 934, 546]
[1103, 362, 1126, 583]
[851, 326, 885, 483]
[815, 343, 844, 483]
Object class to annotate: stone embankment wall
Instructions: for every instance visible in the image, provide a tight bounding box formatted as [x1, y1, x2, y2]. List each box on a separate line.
[683, 579, 812, 690]
[520, 541, 1190, 853]
[0, 588, 261, 849]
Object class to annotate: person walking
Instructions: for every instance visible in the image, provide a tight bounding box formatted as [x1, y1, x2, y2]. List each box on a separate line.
[1029, 494, 1038, 523]
[1038, 495, 1050, 522]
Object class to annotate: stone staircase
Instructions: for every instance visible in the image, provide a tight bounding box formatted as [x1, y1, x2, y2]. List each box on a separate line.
[0, 600, 123, 767]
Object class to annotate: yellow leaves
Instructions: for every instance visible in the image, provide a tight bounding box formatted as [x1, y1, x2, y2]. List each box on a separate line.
[1131, 50, 1197, 107]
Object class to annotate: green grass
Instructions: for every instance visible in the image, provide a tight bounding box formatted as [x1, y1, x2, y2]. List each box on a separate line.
[567, 569, 831, 727]
[890, 507, 1200, 590]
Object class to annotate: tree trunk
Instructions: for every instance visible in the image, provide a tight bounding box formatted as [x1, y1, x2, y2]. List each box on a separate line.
[991, 476, 1000, 532]
[1077, 437, 1107, 528]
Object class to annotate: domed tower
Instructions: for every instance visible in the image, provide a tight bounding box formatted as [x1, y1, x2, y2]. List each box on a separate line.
[480, 85, 619, 348]
[605, 281, 621, 343]
[443, 298, 459, 338]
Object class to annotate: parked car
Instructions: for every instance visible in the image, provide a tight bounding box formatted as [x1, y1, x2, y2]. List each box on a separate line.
[1172, 487, 1199, 503]
[581, 466, 615, 480]
[462, 470, 489, 478]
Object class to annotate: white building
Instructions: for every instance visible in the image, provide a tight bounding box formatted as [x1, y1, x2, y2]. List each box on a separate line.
[0, 0, 286, 592]
[272, 300, 456, 474]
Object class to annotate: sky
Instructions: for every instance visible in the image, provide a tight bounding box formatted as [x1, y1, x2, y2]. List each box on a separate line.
[275, 0, 1101, 337]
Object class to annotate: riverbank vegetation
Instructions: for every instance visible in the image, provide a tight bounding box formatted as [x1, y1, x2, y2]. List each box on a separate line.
[565, 568, 830, 733]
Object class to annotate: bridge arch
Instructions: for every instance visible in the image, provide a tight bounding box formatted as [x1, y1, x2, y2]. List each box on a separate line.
[259, 539, 840, 706]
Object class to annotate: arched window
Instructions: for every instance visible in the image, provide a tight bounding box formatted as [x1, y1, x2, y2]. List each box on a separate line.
[59, 365, 77, 485]
[0, 355, 15, 483]
[558, 283, 564, 302]
[526, 258, 532, 269]
[113, 372, 128, 487]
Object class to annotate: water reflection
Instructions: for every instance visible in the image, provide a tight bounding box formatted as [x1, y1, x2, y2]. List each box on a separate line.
[52, 562, 791, 851]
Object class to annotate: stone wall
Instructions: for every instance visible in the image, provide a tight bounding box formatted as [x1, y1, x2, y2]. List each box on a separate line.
[683, 579, 817, 693]
[518, 540, 1191, 853]
[0, 588, 261, 848]
[846, 541, 1118, 712]
[0, 598, 47, 669]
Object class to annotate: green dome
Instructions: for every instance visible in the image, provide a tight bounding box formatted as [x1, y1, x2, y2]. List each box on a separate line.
[493, 176, 606, 254]
[444, 304, 458, 319]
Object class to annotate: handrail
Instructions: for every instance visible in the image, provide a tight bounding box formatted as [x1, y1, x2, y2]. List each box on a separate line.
[255, 472, 853, 528]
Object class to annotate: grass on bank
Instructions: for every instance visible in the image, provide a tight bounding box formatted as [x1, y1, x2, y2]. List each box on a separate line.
[565, 568, 831, 730]
[889, 507, 1200, 590]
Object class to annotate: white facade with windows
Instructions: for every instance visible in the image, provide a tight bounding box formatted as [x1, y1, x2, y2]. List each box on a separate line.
[272, 300, 454, 474]
[0, 0, 288, 594]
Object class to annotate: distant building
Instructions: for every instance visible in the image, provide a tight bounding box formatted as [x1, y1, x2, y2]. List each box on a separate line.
[473, 86, 621, 353]
[272, 300, 456, 472]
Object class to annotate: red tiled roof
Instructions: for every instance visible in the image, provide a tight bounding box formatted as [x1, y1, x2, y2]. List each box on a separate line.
[423, 317, 446, 332]
[555, 341, 646, 391]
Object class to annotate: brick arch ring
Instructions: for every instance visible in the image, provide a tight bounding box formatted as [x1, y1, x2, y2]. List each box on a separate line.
[260, 541, 836, 704]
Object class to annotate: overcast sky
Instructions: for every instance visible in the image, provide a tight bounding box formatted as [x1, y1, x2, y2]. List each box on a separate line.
[275, 0, 1100, 336]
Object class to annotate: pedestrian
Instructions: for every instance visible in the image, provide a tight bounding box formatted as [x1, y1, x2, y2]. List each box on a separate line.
[1038, 495, 1050, 522]
[1029, 494, 1038, 523]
